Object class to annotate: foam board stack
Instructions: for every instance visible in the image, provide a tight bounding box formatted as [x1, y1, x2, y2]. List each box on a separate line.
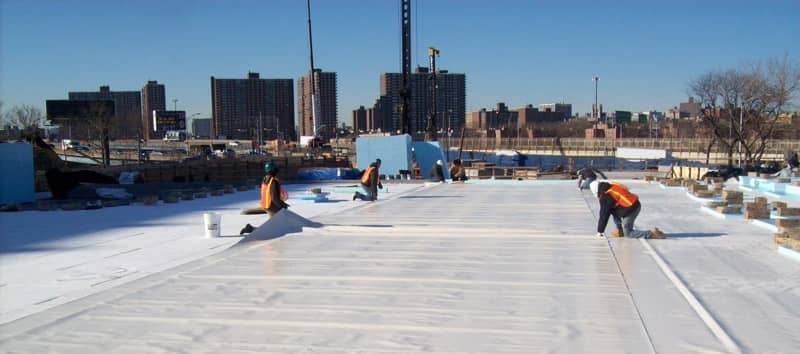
[774, 226, 800, 250]
[744, 197, 770, 219]
[776, 207, 800, 217]
[772, 201, 788, 211]
[662, 179, 682, 187]
[717, 190, 744, 214]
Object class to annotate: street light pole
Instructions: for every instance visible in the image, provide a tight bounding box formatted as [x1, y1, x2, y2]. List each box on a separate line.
[593, 76, 599, 130]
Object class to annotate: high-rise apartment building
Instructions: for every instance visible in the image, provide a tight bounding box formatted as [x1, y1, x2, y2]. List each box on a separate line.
[378, 68, 466, 135]
[210, 72, 295, 140]
[69, 86, 142, 139]
[141, 80, 166, 140]
[352, 106, 367, 133]
[297, 69, 338, 140]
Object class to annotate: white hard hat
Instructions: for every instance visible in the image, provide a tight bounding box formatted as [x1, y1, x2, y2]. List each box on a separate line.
[589, 180, 600, 195]
[436, 159, 442, 166]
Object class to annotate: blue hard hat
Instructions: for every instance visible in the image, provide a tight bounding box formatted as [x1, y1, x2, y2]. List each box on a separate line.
[264, 161, 276, 173]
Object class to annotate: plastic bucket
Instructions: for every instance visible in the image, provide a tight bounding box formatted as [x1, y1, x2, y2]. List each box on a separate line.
[203, 212, 221, 238]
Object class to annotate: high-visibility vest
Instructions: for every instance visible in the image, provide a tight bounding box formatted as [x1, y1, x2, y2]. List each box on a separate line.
[361, 166, 376, 184]
[605, 182, 638, 208]
[260, 177, 288, 209]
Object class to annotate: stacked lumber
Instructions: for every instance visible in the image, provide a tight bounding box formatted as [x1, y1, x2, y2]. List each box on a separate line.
[774, 229, 800, 251]
[775, 207, 800, 217]
[661, 179, 682, 187]
[716, 190, 744, 214]
[744, 197, 770, 219]
[771, 201, 788, 211]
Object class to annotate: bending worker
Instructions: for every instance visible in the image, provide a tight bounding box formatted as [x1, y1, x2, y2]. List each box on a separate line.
[590, 180, 664, 239]
[354, 158, 383, 201]
[577, 166, 606, 190]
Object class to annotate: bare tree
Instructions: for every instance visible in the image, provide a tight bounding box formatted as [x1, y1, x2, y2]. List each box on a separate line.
[6, 104, 48, 134]
[84, 101, 115, 166]
[690, 56, 800, 167]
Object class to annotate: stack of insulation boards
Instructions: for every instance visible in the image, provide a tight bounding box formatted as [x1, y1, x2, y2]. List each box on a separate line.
[744, 197, 770, 219]
[716, 190, 743, 214]
[773, 202, 800, 250]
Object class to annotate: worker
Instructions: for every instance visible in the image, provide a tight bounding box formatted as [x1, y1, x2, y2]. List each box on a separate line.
[785, 150, 799, 169]
[577, 166, 607, 190]
[428, 160, 445, 182]
[354, 158, 383, 201]
[590, 180, 664, 239]
[450, 159, 468, 181]
[240, 161, 289, 234]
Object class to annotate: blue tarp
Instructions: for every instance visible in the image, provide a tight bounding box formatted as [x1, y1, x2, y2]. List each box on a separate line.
[296, 168, 361, 180]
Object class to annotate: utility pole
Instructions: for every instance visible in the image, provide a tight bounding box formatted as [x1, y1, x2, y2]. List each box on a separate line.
[399, 0, 412, 135]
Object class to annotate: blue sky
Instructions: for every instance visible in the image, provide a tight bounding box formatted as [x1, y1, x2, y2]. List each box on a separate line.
[2, 0, 799, 126]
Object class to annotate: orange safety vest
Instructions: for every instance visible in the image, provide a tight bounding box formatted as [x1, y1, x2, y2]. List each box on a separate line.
[260, 177, 288, 209]
[361, 166, 376, 184]
[605, 182, 638, 208]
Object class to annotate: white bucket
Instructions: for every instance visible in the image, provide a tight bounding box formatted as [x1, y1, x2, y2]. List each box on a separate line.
[203, 212, 221, 238]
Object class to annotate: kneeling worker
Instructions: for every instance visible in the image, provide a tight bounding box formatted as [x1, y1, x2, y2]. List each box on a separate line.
[449, 159, 468, 182]
[354, 158, 383, 201]
[590, 180, 664, 239]
[240, 161, 289, 234]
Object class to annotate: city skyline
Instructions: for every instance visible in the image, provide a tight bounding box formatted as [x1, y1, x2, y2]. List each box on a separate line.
[2, 0, 799, 127]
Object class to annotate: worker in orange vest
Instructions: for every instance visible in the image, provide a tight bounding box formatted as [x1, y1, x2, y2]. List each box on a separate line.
[240, 161, 289, 234]
[590, 180, 664, 239]
[354, 158, 383, 201]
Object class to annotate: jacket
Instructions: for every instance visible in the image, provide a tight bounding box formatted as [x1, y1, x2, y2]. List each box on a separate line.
[260, 175, 289, 213]
[360, 163, 381, 191]
[596, 182, 641, 233]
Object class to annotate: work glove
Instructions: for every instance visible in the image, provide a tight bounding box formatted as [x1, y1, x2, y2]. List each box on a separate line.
[597, 232, 605, 238]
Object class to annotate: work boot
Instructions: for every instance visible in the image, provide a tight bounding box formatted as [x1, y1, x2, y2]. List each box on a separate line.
[649, 227, 666, 239]
[611, 226, 624, 237]
[240, 223, 255, 235]
[352, 193, 358, 201]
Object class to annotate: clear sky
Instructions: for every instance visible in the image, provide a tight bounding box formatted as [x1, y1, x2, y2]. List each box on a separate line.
[2, 0, 799, 126]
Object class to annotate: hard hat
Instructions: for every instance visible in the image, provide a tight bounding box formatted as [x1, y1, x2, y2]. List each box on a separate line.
[589, 180, 599, 195]
[436, 160, 442, 166]
[264, 161, 276, 173]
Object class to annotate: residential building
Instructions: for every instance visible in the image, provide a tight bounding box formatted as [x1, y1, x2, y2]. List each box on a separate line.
[378, 68, 466, 135]
[517, 104, 564, 128]
[298, 69, 338, 140]
[68, 86, 142, 139]
[210, 72, 295, 140]
[192, 118, 212, 139]
[538, 103, 572, 120]
[141, 80, 166, 140]
[352, 106, 367, 133]
[679, 97, 702, 119]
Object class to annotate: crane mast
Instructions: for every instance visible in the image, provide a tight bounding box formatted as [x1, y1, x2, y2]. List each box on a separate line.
[399, 0, 412, 135]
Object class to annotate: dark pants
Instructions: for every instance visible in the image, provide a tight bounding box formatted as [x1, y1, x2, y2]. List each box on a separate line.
[354, 185, 377, 201]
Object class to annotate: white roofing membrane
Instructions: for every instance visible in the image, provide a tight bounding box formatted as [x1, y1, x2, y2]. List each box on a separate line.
[0, 180, 798, 353]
